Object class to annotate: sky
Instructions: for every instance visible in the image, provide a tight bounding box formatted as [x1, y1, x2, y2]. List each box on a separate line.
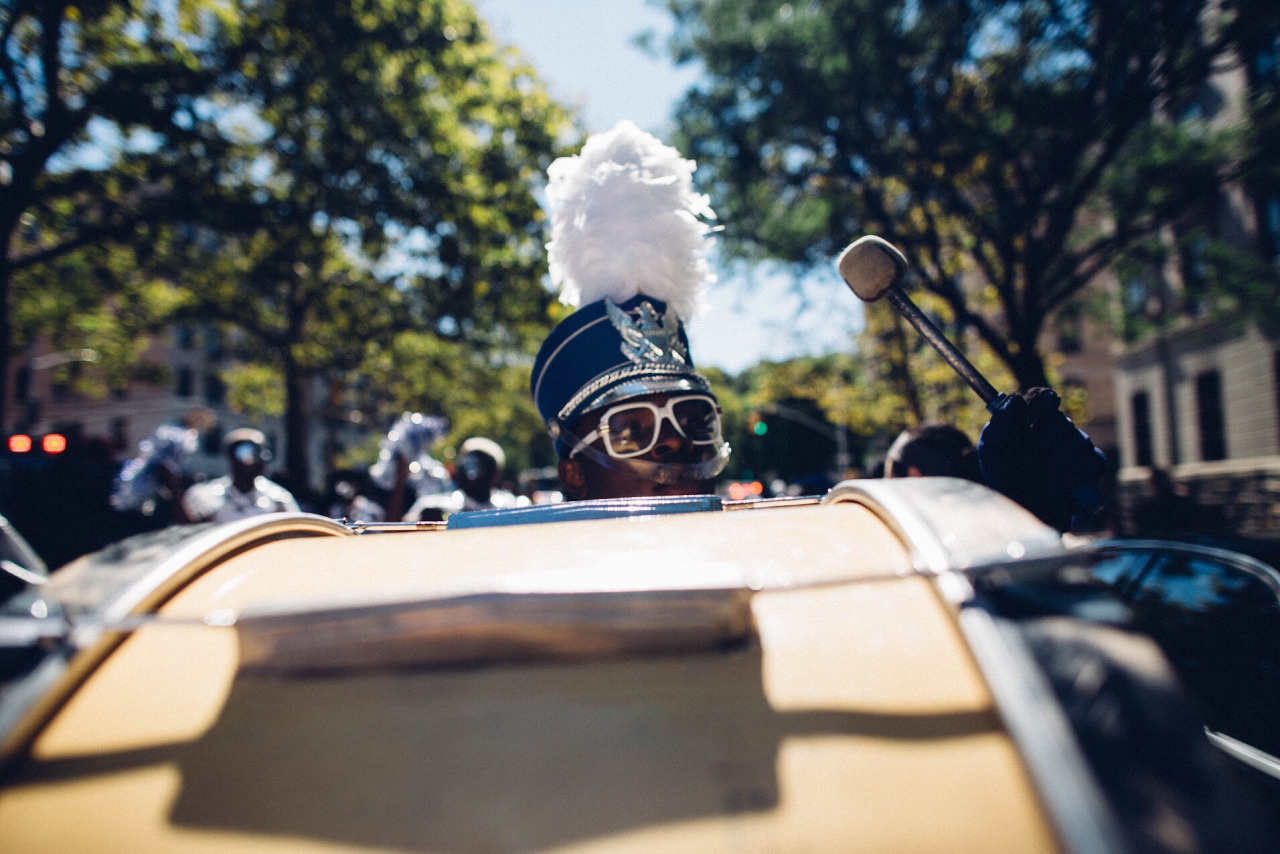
[473, 0, 861, 374]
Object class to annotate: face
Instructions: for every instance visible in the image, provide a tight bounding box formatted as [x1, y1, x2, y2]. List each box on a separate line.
[559, 392, 721, 500]
[228, 441, 267, 479]
[454, 451, 497, 501]
[883, 461, 922, 478]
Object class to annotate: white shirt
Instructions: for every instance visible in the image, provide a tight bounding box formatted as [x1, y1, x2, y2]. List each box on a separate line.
[328, 495, 387, 523]
[182, 475, 301, 523]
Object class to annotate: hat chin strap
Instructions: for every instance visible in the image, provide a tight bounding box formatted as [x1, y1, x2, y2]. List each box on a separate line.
[562, 432, 731, 486]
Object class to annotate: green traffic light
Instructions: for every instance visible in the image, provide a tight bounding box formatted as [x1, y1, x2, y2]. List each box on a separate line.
[752, 420, 768, 436]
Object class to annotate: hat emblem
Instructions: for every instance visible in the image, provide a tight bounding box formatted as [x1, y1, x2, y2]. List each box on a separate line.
[607, 299, 689, 368]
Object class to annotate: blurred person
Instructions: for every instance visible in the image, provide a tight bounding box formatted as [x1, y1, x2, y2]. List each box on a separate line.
[403, 437, 519, 521]
[369, 412, 450, 522]
[884, 423, 983, 482]
[111, 408, 217, 519]
[178, 428, 300, 523]
[327, 470, 386, 523]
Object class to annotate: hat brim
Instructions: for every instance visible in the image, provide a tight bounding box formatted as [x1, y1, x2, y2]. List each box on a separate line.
[577, 375, 714, 422]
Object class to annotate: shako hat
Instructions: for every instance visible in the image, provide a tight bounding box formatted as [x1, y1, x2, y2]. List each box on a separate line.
[458, 436, 506, 471]
[224, 427, 267, 449]
[529, 121, 719, 453]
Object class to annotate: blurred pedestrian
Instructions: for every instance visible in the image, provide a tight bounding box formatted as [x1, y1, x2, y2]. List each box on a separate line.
[884, 423, 983, 482]
[403, 437, 520, 521]
[327, 470, 386, 523]
[110, 408, 216, 519]
[369, 412, 450, 522]
[178, 428, 300, 523]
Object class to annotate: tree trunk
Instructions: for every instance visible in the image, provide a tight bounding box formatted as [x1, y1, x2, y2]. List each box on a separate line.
[1008, 344, 1051, 392]
[888, 312, 925, 421]
[283, 357, 311, 502]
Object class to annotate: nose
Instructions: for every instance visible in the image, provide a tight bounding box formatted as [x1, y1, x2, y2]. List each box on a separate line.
[649, 419, 690, 459]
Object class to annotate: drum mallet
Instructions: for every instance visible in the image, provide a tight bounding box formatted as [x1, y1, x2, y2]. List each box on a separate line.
[836, 235, 1007, 410]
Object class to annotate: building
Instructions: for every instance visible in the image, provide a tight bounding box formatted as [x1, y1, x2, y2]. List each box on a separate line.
[1109, 11, 1280, 535]
[8, 322, 370, 492]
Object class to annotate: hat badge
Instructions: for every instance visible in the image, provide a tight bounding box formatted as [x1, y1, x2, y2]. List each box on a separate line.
[607, 299, 690, 368]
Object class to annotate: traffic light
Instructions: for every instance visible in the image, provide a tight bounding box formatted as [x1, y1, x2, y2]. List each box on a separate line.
[747, 412, 768, 436]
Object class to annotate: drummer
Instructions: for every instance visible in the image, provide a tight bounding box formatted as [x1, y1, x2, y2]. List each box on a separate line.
[529, 121, 728, 501]
[530, 122, 1106, 531]
[178, 428, 300, 523]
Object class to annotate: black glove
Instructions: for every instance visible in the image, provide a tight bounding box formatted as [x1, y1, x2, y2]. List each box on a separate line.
[977, 388, 1107, 532]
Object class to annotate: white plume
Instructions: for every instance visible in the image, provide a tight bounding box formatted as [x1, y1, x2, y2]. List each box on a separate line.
[545, 120, 716, 321]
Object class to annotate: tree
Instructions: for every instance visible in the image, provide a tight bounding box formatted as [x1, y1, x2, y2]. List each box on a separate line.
[351, 330, 553, 477]
[11, 235, 181, 413]
[845, 295, 1014, 439]
[1228, 0, 1280, 269]
[2, 0, 238, 431]
[6, 0, 575, 487]
[727, 317, 1011, 480]
[661, 0, 1231, 390]
[157, 0, 574, 488]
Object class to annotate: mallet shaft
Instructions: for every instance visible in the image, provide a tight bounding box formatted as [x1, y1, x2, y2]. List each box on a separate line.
[883, 289, 1001, 406]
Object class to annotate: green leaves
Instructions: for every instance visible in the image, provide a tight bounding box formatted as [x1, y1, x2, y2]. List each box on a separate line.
[3, 0, 577, 488]
[663, 0, 1239, 391]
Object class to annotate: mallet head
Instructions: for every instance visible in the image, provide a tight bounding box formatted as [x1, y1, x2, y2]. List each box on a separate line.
[836, 235, 909, 302]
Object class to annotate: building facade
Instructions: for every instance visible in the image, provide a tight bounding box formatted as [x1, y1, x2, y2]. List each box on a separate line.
[7, 323, 368, 493]
[1112, 318, 1280, 533]
[1109, 9, 1280, 535]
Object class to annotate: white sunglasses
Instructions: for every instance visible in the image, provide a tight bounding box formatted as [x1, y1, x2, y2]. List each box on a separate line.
[569, 395, 723, 460]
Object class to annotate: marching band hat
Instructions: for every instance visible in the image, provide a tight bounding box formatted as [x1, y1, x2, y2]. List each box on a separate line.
[529, 120, 720, 456]
[531, 294, 714, 453]
[458, 436, 506, 471]
[224, 427, 267, 449]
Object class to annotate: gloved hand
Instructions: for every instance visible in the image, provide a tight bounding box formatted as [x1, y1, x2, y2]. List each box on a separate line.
[978, 388, 1107, 532]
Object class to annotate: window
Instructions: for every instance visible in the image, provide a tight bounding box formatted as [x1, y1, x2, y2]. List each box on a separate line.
[1121, 275, 1158, 342]
[1252, 32, 1279, 85]
[1180, 235, 1209, 315]
[1125, 551, 1280, 758]
[202, 425, 223, 457]
[176, 367, 194, 398]
[1131, 391, 1153, 467]
[51, 362, 83, 402]
[203, 371, 226, 406]
[205, 327, 224, 361]
[1195, 371, 1226, 461]
[1265, 197, 1280, 261]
